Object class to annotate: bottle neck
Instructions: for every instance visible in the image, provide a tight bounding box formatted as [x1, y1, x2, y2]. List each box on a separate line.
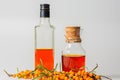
[40, 6, 50, 25]
[40, 17, 50, 25]
[66, 42, 81, 46]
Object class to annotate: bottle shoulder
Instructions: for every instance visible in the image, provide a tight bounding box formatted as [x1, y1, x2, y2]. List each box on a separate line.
[62, 43, 86, 55]
[35, 24, 54, 30]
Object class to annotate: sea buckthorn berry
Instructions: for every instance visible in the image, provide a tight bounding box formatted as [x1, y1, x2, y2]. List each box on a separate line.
[7, 64, 102, 80]
[89, 73, 93, 77]
[65, 76, 68, 80]
[80, 77, 83, 80]
[89, 78, 94, 80]
[95, 75, 101, 79]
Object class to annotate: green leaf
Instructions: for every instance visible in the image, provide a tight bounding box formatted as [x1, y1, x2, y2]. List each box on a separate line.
[53, 63, 58, 71]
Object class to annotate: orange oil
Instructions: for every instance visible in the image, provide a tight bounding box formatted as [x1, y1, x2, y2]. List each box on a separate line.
[62, 54, 85, 72]
[35, 48, 54, 70]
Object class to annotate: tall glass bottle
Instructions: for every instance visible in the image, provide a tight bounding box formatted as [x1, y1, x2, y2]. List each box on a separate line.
[62, 26, 85, 72]
[35, 4, 54, 70]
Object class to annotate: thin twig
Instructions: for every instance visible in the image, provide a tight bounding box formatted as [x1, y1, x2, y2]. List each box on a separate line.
[100, 75, 112, 80]
[4, 70, 13, 77]
[89, 64, 98, 73]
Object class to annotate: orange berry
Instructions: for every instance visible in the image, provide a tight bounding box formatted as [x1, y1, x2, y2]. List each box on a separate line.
[89, 73, 93, 77]
[80, 77, 83, 80]
[95, 75, 101, 79]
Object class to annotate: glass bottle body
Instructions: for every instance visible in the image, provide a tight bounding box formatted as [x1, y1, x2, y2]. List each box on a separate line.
[62, 26, 85, 72]
[35, 18, 54, 70]
[62, 42, 85, 71]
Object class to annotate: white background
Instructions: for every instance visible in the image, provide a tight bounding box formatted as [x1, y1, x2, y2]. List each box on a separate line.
[0, 0, 120, 79]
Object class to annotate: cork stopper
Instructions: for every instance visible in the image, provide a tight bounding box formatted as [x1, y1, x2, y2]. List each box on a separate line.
[65, 26, 81, 43]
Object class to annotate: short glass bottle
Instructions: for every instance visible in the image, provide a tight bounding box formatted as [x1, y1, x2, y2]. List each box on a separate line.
[62, 26, 85, 72]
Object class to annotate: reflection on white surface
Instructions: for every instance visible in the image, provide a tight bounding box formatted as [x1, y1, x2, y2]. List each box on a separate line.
[112, 78, 120, 80]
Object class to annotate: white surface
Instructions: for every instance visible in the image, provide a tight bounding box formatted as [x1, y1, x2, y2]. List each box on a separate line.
[0, 0, 120, 79]
[113, 78, 120, 80]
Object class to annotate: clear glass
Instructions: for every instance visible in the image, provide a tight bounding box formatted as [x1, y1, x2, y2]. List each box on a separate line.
[34, 18, 54, 70]
[35, 18, 54, 48]
[62, 42, 85, 72]
[62, 43, 85, 54]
